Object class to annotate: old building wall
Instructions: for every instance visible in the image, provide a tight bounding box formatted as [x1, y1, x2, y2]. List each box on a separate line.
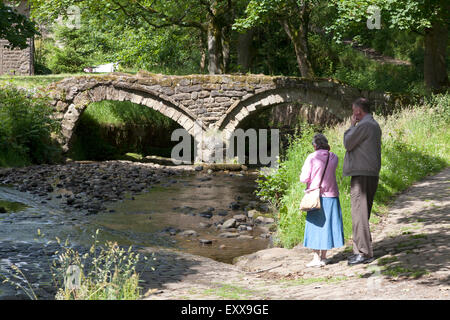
[0, 1, 34, 75]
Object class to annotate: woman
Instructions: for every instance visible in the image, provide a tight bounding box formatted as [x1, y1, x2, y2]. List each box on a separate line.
[299, 133, 344, 267]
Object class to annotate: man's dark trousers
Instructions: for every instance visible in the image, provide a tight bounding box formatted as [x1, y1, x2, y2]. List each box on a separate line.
[350, 175, 379, 258]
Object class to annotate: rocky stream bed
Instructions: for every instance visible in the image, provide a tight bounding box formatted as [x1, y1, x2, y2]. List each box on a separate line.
[0, 160, 275, 299]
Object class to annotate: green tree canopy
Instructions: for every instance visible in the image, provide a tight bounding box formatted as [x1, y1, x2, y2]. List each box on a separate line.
[0, 1, 38, 49]
[327, 0, 449, 92]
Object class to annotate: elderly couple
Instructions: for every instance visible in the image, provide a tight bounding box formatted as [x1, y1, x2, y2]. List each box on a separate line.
[299, 98, 382, 267]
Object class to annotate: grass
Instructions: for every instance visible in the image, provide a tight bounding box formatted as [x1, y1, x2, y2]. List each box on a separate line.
[202, 283, 260, 299]
[258, 93, 450, 249]
[51, 230, 145, 300]
[0, 73, 87, 89]
[82, 100, 174, 127]
[279, 276, 348, 287]
[380, 265, 429, 279]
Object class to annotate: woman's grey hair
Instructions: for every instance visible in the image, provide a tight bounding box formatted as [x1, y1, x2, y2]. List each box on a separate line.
[312, 133, 330, 150]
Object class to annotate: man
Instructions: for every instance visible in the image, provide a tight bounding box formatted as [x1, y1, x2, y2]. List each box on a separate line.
[343, 98, 382, 265]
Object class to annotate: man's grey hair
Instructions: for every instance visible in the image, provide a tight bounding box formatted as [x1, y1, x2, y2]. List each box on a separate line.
[312, 133, 330, 150]
[352, 97, 371, 113]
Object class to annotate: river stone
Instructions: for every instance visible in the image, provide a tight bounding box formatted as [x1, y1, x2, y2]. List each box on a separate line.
[199, 222, 211, 228]
[199, 211, 213, 219]
[199, 239, 213, 245]
[247, 209, 259, 219]
[217, 209, 228, 216]
[233, 214, 246, 222]
[222, 218, 236, 229]
[229, 201, 240, 210]
[255, 216, 275, 224]
[179, 230, 198, 237]
[219, 232, 239, 238]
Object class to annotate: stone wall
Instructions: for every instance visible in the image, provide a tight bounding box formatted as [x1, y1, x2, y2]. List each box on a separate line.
[0, 1, 34, 75]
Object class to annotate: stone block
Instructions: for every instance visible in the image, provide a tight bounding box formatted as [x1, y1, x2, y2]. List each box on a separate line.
[214, 96, 231, 103]
[172, 93, 191, 101]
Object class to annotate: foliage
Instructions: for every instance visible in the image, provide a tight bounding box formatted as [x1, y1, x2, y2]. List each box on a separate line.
[30, 0, 243, 74]
[234, 0, 322, 77]
[0, 85, 61, 167]
[328, 0, 449, 36]
[258, 94, 450, 248]
[332, 43, 425, 94]
[52, 230, 144, 300]
[37, 18, 117, 74]
[326, 0, 449, 91]
[0, 1, 38, 49]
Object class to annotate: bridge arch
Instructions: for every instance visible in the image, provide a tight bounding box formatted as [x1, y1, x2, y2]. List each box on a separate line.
[49, 80, 205, 154]
[216, 86, 351, 142]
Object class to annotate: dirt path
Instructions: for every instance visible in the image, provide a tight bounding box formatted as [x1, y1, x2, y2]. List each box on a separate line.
[142, 168, 450, 300]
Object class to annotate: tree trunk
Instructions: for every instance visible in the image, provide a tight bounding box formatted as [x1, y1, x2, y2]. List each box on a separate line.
[207, 22, 223, 74]
[424, 21, 449, 92]
[200, 30, 207, 73]
[281, 19, 314, 78]
[237, 28, 255, 72]
[221, 26, 230, 74]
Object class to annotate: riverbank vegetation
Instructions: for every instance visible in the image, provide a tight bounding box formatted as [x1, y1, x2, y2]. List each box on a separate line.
[256, 94, 450, 248]
[0, 85, 61, 167]
[52, 232, 143, 300]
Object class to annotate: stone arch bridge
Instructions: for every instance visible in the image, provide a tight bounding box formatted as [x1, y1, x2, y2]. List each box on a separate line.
[47, 71, 405, 164]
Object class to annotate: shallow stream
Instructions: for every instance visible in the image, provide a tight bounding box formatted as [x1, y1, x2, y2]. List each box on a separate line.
[0, 168, 271, 299]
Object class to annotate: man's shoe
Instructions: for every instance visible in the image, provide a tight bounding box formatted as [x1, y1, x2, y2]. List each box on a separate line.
[347, 254, 374, 266]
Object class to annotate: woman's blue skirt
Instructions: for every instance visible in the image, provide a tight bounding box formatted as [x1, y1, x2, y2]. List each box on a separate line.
[303, 197, 345, 250]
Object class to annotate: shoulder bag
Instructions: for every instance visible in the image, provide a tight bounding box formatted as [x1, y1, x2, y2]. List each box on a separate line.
[299, 152, 330, 212]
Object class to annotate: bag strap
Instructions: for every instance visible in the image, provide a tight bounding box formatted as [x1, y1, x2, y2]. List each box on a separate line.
[318, 152, 330, 189]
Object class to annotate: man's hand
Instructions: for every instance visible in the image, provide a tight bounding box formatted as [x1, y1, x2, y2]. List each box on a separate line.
[351, 114, 358, 126]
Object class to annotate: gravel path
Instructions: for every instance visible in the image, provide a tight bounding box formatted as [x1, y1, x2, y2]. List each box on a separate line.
[142, 167, 450, 300]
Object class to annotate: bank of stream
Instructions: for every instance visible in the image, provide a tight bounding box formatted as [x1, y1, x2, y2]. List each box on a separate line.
[0, 161, 274, 299]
